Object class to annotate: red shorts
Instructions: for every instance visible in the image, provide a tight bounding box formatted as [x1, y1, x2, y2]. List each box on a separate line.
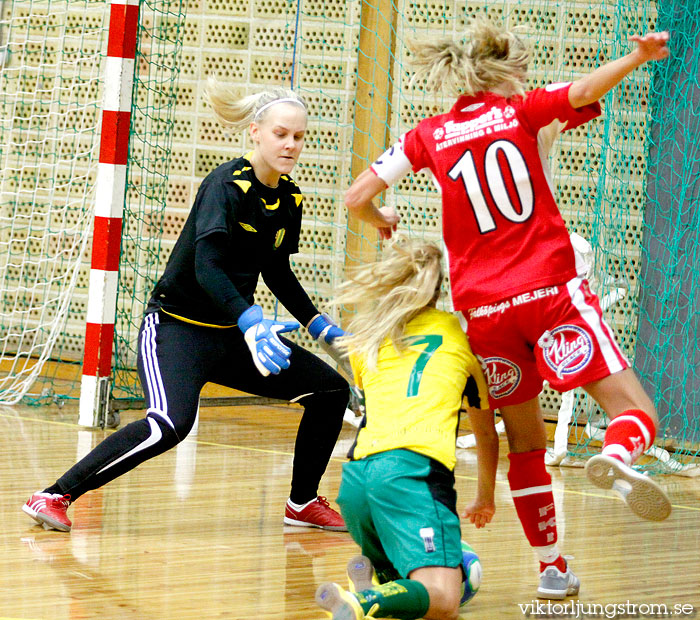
[461, 277, 629, 409]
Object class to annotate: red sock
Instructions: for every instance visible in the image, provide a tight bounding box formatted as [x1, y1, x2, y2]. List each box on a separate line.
[602, 409, 656, 465]
[539, 555, 567, 573]
[508, 449, 558, 548]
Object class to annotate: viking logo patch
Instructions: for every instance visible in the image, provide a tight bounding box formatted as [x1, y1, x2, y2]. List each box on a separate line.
[274, 228, 286, 249]
[538, 325, 593, 379]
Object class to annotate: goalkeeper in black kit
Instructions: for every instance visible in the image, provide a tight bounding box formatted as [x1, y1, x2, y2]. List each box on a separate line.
[23, 78, 349, 533]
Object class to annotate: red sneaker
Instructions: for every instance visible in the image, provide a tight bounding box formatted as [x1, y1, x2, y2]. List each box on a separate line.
[284, 496, 347, 531]
[22, 492, 72, 532]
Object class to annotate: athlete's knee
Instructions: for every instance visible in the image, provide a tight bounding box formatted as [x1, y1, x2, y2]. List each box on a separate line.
[584, 368, 656, 421]
[330, 381, 351, 409]
[411, 567, 461, 620]
[500, 399, 546, 453]
[325, 384, 351, 420]
[425, 603, 459, 620]
[297, 377, 349, 411]
[421, 584, 460, 620]
[145, 410, 186, 447]
[322, 371, 350, 400]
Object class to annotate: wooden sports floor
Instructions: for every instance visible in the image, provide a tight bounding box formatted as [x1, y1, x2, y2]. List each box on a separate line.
[1, 400, 699, 619]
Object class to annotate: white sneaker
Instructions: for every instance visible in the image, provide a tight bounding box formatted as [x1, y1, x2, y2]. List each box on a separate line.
[586, 454, 671, 521]
[346, 555, 376, 592]
[537, 565, 580, 600]
[315, 582, 365, 620]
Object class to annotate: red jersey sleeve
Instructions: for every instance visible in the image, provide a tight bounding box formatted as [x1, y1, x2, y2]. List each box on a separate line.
[402, 125, 432, 172]
[518, 82, 601, 134]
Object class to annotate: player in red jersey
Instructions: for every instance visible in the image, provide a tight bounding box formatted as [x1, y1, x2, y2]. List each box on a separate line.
[344, 19, 671, 599]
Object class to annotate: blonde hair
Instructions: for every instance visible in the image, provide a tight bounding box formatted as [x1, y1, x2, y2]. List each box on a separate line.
[406, 19, 530, 98]
[203, 75, 307, 133]
[335, 238, 443, 369]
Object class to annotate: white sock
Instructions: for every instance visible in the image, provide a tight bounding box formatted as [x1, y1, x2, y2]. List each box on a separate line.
[534, 544, 561, 564]
[288, 497, 316, 511]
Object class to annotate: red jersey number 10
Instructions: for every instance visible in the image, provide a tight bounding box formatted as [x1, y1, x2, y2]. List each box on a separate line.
[447, 139, 534, 234]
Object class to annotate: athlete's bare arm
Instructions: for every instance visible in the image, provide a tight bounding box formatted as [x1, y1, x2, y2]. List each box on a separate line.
[462, 407, 498, 528]
[568, 31, 669, 109]
[345, 169, 400, 240]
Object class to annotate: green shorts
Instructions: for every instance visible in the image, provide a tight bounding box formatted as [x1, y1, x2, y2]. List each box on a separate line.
[337, 449, 463, 579]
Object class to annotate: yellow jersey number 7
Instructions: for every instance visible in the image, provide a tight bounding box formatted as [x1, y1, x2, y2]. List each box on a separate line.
[405, 334, 443, 398]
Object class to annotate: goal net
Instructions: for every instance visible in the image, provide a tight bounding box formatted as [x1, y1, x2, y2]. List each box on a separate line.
[0, 0, 185, 409]
[0, 0, 107, 405]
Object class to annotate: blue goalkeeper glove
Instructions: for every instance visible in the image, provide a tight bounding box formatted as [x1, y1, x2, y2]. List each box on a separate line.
[238, 305, 300, 377]
[307, 313, 344, 344]
[308, 313, 351, 376]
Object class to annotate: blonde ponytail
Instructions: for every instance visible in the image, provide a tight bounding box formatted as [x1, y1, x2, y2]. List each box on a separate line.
[203, 75, 307, 133]
[407, 19, 530, 98]
[334, 238, 443, 369]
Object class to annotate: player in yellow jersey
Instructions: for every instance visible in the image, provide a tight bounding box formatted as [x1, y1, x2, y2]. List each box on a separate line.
[315, 239, 489, 620]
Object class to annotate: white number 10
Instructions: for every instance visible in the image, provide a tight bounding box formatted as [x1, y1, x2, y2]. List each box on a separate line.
[448, 139, 534, 233]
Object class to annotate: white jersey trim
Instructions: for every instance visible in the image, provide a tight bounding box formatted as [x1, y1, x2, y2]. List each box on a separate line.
[96, 313, 172, 476]
[371, 134, 414, 186]
[511, 484, 553, 498]
[97, 416, 163, 475]
[566, 277, 627, 373]
[545, 82, 572, 92]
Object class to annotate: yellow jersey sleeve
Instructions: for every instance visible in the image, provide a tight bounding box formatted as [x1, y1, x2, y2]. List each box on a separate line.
[349, 351, 364, 391]
[349, 307, 488, 470]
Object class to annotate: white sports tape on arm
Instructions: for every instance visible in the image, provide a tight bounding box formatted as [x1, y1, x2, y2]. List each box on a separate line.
[371, 135, 413, 186]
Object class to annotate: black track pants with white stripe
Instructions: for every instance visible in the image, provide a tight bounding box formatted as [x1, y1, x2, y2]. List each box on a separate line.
[49, 311, 349, 504]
